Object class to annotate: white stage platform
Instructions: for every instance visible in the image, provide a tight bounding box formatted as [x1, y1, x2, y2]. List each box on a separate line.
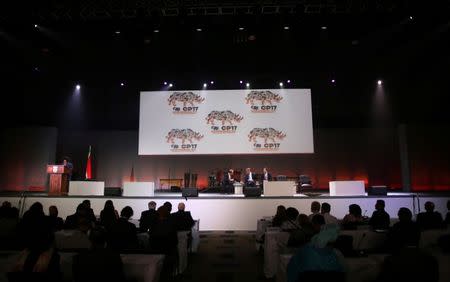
[1, 192, 449, 231]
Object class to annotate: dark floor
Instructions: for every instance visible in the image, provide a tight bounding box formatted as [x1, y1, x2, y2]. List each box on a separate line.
[169, 231, 273, 282]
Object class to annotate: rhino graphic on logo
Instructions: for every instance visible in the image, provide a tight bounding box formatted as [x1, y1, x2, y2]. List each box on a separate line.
[168, 92, 205, 107]
[248, 128, 286, 143]
[206, 110, 243, 126]
[245, 90, 283, 106]
[166, 129, 203, 144]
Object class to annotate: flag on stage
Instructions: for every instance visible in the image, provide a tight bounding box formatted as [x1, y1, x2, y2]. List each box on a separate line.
[86, 145, 92, 180]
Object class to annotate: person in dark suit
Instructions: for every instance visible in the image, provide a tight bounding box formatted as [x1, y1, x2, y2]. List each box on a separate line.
[63, 156, 73, 180]
[369, 200, 391, 230]
[417, 201, 444, 230]
[108, 206, 138, 251]
[47, 205, 64, 232]
[222, 169, 235, 194]
[139, 201, 158, 232]
[244, 167, 256, 187]
[172, 203, 195, 231]
[262, 167, 272, 181]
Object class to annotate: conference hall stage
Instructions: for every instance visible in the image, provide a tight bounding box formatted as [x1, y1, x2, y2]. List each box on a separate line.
[1, 191, 449, 231]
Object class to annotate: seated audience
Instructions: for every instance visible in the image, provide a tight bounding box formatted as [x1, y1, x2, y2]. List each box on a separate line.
[341, 204, 364, 230]
[72, 227, 125, 282]
[287, 224, 345, 282]
[376, 248, 439, 282]
[82, 200, 97, 224]
[100, 200, 119, 231]
[18, 202, 50, 248]
[139, 201, 158, 232]
[446, 200, 450, 225]
[321, 202, 338, 225]
[281, 207, 300, 231]
[64, 203, 94, 231]
[387, 207, 420, 252]
[416, 201, 444, 230]
[308, 201, 321, 221]
[108, 206, 138, 251]
[369, 200, 391, 230]
[163, 201, 173, 213]
[272, 205, 287, 227]
[47, 206, 64, 232]
[9, 225, 61, 282]
[288, 214, 315, 247]
[172, 202, 195, 231]
[0, 201, 19, 219]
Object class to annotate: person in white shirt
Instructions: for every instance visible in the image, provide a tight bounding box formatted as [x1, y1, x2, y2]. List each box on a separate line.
[244, 167, 256, 187]
[321, 202, 338, 225]
[262, 167, 272, 181]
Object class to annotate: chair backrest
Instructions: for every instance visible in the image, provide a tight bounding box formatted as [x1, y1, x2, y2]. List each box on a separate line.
[276, 175, 287, 181]
[299, 175, 312, 184]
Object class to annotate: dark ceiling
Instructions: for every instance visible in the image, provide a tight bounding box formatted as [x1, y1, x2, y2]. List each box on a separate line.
[1, 1, 449, 130]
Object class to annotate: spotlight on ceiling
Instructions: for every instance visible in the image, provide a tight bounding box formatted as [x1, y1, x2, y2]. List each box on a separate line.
[120, 82, 125, 86]
[284, 26, 290, 30]
[279, 82, 283, 87]
[409, 16, 413, 20]
[115, 30, 121, 34]
[153, 29, 160, 33]
[210, 81, 214, 84]
[287, 80, 291, 83]
[331, 79, 336, 83]
[203, 83, 207, 88]
[321, 26, 328, 30]
[169, 83, 173, 87]
[196, 28, 202, 32]
[238, 27, 244, 31]
[377, 80, 383, 86]
[34, 24, 38, 28]
[239, 80, 243, 84]
[75, 84, 81, 90]
[246, 82, 250, 87]
[164, 82, 168, 85]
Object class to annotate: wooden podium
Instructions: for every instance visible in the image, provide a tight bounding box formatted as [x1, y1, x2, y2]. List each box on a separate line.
[47, 165, 71, 194]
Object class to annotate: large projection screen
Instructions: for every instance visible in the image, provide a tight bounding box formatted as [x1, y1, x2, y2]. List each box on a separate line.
[139, 89, 314, 155]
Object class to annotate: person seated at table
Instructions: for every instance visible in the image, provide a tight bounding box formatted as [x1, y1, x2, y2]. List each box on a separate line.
[281, 207, 301, 231]
[100, 200, 119, 231]
[288, 214, 324, 248]
[244, 167, 256, 187]
[108, 206, 138, 251]
[308, 201, 321, 221]
[287, 224, 345, 282]
[139, 201, 158, 232]
[321, 202, 338, 225]
[47, 206, 64, 232]
[416, 201, 444, 230]
[172, 202, 195, 231]
[9, 225, 61, 282]
[73, 226, 125, 282]
[272, 205, 287, 227]
[369, 200, 391, 230]
[387, 207, 420, 252]
[341, 204, 364, 230]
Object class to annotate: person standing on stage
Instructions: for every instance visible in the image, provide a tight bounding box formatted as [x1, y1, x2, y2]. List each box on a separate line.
[63, 156, 74, 180]
[244, 168, 256, 187]
[222, 169, 235, 194]
[262, 167, 272, 181]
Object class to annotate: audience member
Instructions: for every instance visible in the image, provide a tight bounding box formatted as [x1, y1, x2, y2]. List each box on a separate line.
[308, 201, 321, 221]
[272, 205, 287, 227]
[0, 201, 19, 219]
[287, 224, 345, 282]
[9, 225, 61, 282]
[369, 200, 391, 230]
[446, 200, 450, 225]
[172, 203, 195, 231]
[18, 202, 50, 248]
[47, 206, 64, 232]
[163, 201, 173, 213]
[341, 204, 364, 230]
[100, 200, 119, 231]
[72, 227, 125, 282]
[64, 203, 93, 231]
[108, 206, 138, 251]
[139, 201, 158, 232]
[416, 201, 444, 230]
[287, 214, 315, 247]
[387, 207, 420, 252]
[321, 202, 338, 225]
[376, 248, 439, 282]
[82, 200, 97, 223]
[281, 207, 300, 231]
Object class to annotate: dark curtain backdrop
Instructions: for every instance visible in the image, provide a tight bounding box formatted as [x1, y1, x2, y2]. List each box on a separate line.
[1, 126, 449, 192]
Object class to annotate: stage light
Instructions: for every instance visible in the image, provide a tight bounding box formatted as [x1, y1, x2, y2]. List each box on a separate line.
[203, 83, 207, 88]
[75, 84, 81, 90]
[210, 81, 214, 84]
[321, 26, 327, 30]
[196, 28, 202, 32]
[331, 79, 336, 83]
[239, 80, 243, 84]
[246, 82, 250, 87]
[377, 80, 382, 86]
[279, 82, 283, 87]
[120, 82, 125, 86]
[115, 30, 121, 34]
[287, 80, 291, 83]
[169, 83, 173, 87]
[409, 16, 413, 20]
[164, 81, 167, 85]
[238, 27, 244, 31]
[284, 26, 290, 30]
[34, 24, 38, 28]
[153, 29, 159, 33]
